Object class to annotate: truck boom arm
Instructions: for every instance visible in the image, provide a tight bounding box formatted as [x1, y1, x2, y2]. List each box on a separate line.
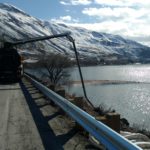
[4, 32, 71, 47]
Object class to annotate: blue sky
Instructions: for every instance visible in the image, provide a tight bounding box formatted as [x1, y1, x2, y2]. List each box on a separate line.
[0, 0, 150, 45]
[0, 0, 65, 19]
[0, 0, 97, 23]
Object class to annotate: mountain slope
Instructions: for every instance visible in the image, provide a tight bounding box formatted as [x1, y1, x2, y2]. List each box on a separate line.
[0, 3, 150, 64]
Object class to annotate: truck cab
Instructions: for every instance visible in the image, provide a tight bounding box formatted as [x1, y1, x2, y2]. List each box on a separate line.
[0, 47, 21, 82]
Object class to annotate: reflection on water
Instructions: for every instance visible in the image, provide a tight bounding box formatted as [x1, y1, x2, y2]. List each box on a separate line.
[71, 64, 150, 82]
[67, 64, 150, 130]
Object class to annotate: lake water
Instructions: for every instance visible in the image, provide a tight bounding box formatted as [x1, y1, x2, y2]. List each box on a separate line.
[67, 64, 150, 130]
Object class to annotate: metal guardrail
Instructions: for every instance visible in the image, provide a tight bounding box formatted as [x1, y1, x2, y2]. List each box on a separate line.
[24, 73, 142, 150]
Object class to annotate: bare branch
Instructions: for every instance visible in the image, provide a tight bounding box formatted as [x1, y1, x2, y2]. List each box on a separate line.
[37, 53, 72, 85]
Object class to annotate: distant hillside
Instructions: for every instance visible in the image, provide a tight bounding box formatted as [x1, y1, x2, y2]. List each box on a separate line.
[1, 3, 150, 64]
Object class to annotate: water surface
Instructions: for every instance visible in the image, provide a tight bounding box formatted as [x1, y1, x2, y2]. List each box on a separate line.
[67, 64, 150, 130]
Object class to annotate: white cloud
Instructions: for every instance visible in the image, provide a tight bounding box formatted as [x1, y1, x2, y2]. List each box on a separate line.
[94, 0, 125, 6]
[67, 21, 128, 34]
[94, 0, 150, 7]
[60, 16, 72, 21]
[51, 15, 79, 23]
[82, 7, 149, 19]
[60, 0, 92, 5]
[82, 7, 120, 17]
[60, 1, 69, 5]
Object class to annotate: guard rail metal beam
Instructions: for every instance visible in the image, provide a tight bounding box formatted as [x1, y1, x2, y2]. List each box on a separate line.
[24, 73, 142, 150]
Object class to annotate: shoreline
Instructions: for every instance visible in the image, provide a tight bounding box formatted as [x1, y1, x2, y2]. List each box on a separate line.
[69, 80, 144, 85]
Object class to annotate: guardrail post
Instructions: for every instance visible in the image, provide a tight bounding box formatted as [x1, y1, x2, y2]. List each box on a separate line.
[56, 89, 66, 98]
[96, 113, 120, 133]
[106, 113, 120, 133]
[72, 97, 84, 109]
[48, 84, 55, 91]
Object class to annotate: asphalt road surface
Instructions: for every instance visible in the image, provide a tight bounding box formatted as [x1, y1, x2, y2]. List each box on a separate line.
[0, 83, 44, 150]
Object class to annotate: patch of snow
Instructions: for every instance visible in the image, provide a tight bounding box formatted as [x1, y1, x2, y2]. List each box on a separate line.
[0, 3, 150, 61]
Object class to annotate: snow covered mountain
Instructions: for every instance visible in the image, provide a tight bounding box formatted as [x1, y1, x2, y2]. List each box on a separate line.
[0, 3, 150, 64]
